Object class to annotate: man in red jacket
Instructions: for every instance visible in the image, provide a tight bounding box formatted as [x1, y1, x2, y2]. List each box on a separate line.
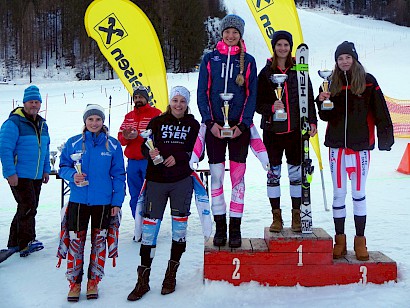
[118, 86, 161, 221]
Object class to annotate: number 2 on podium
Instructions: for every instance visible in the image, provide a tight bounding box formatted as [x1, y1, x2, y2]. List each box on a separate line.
[232, 257, 241, 280]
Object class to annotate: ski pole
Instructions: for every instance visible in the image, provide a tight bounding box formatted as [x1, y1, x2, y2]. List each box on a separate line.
[108, 95, 112, 130]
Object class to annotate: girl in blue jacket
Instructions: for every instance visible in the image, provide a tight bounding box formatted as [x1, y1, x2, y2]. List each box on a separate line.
[59, 104, 125, 302]
[197, 14, 257, 248]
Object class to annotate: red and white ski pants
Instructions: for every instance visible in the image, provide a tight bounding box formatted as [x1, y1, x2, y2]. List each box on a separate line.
[210, 161, 246, 218]
[329, 148, 370, 219]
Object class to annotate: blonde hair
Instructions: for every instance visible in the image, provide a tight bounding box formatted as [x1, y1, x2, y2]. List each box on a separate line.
[82, 125, 110, 151]
[330, 58, 366, 96]
[163, 105, 190, 116]
[235, 40, 245, 86]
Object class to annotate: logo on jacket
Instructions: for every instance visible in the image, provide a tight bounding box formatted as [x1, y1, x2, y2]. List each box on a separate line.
[161, 125, 191, 141]
[211, 56, 221, 62]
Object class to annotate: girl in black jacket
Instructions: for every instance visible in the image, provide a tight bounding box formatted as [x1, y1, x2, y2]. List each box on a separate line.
[316, 41, 394, 261]
[256, 31, 317, 233]
[127, 86, 200, 301]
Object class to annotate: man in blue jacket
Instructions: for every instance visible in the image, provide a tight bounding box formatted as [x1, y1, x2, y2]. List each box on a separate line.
[0, 85, 50, 259]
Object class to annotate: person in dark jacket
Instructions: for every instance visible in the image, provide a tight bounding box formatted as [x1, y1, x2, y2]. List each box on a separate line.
[59, 104, 125, 302]
[316, 41, 394, 261]
[256, 31, 317, 233]
[128, 86, 200, 301]
[197, 14, 257, 248]
[0, 85, 50, 259]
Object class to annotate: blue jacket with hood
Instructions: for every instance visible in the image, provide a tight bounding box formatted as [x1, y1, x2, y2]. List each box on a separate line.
[59, 129, 126, 207]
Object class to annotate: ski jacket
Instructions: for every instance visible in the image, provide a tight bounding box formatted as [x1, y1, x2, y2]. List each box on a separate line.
[118, 104, 161, 160]
[59, 130, 126, 207]
[143, 113, 200, 183]
[256, 59, 317, 133]
[197, 40, 257, 130]
[315, 73, 394, 151]
[0, 107, 50, 179]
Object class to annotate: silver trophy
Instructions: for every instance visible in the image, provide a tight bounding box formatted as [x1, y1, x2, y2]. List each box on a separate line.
[140, 129, 164, 165]
[70, 153, 89, 187]
[318, 69, 334, 110]
[50, 151, 58, 173]
[270, 74, 288, 121]
[219, 93, 234, 138]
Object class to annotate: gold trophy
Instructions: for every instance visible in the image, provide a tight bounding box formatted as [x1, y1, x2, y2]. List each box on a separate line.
[70, 153, 89, 187]
[270, 74, 288, 121]
[140, 129, 164, 165]
[219, 93, 234, 138]
[318, 69, 334, 110]
[50, 150, 58, 173]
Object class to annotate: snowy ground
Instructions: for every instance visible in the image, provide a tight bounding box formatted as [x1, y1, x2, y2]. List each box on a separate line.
[0, 3, 410, 307]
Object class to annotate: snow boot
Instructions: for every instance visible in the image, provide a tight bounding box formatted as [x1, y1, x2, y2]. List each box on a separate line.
[269, 209, 283, 232]
[291, 209, 301, 232]
[332, 234, 347, 259]
[127, 266, 151, 301]
[161, 260, 180, 295]
[0, 246, 19, 264]
[20, 240, 44, 257]
[213, 214, 227, 246]
[67, 283, 81, 302]
[86, 279, 99, 300]
[354, 236, 369, 261]
[228, 217, 242, 248]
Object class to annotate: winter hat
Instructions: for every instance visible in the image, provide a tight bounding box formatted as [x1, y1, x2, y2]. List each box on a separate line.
[133, 85, 150, 102]
[23, 85, 42, 103]
[220, 14, 245, 37]
[271, 30, 293, 52]
[334, 41, 358, 62]
[83, 104, 105, 123]
[169, 86, 190, 104]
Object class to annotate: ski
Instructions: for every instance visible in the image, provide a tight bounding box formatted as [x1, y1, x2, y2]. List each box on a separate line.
[295, 43, 313, 234]
[0, 247, 19, 263]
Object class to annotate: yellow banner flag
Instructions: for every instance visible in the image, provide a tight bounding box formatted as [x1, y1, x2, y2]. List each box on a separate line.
[85, 0, 168, 111]
[246, 0, 303, 56]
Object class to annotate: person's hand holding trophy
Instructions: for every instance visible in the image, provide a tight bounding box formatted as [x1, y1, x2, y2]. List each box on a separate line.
[140, 129, 164, 165]
[70, 153, 89, 187]
[318, 69, 334, 110]
[219, 92, 234, 138]
[270, 74, 288, 121]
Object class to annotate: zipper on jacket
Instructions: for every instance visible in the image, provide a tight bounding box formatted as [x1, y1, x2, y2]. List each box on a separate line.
[77, 203, 81, 231]
[223, 46, 232, 94]
[344, 71, 348, 148]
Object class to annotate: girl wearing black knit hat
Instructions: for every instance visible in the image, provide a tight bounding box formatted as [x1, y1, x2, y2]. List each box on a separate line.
[256, 30, 318, 234]
[316, 41, 394, 261]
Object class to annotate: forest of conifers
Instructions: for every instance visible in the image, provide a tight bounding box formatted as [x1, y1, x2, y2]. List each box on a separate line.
[0, 0, 408, 80]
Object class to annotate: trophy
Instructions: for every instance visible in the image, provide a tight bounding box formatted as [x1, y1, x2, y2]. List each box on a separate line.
[318, 69, 334, 110]
[140, 129, 164, 165]
[270, 74, 288, 121]
[70, 153, 89, 187]
[50, 151, 58, 173]
[219, 93, 234, 138]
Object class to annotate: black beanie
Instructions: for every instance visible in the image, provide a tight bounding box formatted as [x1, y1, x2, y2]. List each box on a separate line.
[271, 30, 293, 52]
[133, 86, 149, 102]
[334, 41, 358, 62]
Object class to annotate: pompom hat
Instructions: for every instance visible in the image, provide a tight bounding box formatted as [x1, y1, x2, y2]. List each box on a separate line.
[83, 104, 105, 123]
[23, 85, 42, 103]
[334, 41, 358, 62]
[169, 86, 190, 104]
[220, 14, 245, 37]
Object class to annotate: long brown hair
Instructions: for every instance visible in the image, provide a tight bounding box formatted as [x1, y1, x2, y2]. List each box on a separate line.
[162, 105, 190, 116]
[270, 49, 294, 71]
[235, 39, 245, 86]
[330, 58, 366, 96]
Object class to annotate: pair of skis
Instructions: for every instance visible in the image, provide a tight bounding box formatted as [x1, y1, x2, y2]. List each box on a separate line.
[295, 44, 313, 234]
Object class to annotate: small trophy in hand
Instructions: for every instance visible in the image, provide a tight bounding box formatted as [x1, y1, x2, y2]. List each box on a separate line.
[318, 69, 334, 110]
[70, 153, 89, 187]
[270, 74, 288, 121]
[50, 150, 58, 173]
[140, 129, 164, 165]
[219, 93, 234, 138]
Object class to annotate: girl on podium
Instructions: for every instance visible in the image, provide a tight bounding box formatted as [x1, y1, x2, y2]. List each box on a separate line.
[197, 14, 257, 248]
[59, 104, 125, 301]
[256, 31, 317, 233]
[316, 41, 394, 261]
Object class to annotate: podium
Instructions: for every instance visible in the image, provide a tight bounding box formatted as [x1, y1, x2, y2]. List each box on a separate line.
[204, 228, 397, 286]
